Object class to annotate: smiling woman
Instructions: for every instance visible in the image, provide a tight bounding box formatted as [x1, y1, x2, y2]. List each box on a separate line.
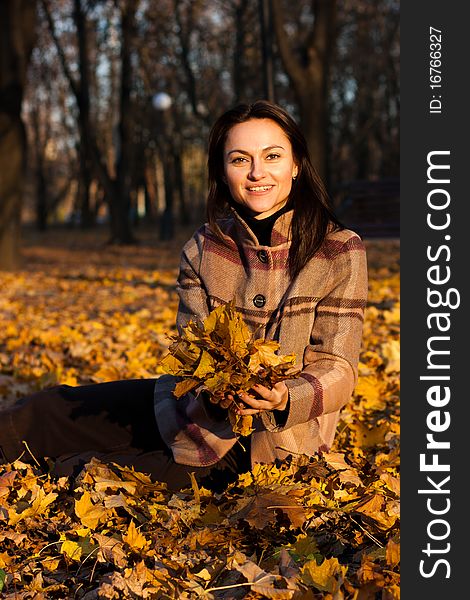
[0, 101, 368, 492]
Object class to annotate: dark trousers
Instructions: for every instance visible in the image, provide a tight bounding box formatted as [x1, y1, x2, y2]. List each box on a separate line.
[0, 379, 250, 491]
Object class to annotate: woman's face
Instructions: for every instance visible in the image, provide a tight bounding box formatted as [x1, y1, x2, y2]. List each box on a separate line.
[223, 118, 298, 219]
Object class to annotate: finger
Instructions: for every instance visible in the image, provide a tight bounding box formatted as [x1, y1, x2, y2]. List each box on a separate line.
[240, 389, 275, 405]
[238, 396, 279, 411]
[251, 384, 272, 399]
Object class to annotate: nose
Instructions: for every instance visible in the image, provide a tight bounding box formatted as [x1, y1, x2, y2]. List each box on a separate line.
[248, 158, 266, 180]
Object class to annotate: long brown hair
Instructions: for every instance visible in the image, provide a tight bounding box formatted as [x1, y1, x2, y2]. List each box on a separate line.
[206, 100, 342, 280]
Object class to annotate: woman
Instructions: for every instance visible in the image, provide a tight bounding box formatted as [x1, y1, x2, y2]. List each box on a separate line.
[0, 101, 367, 491]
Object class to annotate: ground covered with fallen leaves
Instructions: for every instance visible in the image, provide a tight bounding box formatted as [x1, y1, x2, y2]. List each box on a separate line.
[0, 226, 400, 599]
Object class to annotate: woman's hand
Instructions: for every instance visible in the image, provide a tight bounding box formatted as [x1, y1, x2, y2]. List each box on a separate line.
[230, 382, 289, 416]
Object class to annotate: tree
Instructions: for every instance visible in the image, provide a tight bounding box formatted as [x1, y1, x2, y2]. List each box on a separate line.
[26, 23, 77, 231]
[271, 0, 337, 183]
[259, 0, 275, 102]
[41, 0, 138, 243]
[17, 0, 399, 241]
[0, 0, 37, 269]
[329, 0, 400, 184]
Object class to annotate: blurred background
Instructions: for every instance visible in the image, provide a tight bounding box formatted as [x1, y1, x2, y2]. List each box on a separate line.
[1, 0, 399, 270]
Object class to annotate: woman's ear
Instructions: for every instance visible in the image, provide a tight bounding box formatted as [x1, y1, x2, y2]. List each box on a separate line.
[292, 165, 299, 180]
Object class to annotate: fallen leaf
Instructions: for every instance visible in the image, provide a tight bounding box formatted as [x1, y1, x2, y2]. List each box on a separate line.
[231, 491, 306, 529]
[75, 490, 108, 530]
[380, 340, 400, 373]
[386, 539, 400, 567]
[93, 533, 128, 568]
[301, 557, 348, 593]
[122, 520, 149, 551]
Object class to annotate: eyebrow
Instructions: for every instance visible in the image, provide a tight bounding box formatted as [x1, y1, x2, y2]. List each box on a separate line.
[226, 145, 285, 156]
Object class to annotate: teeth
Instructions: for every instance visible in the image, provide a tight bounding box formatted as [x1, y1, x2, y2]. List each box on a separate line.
[248, 186, 272, 191]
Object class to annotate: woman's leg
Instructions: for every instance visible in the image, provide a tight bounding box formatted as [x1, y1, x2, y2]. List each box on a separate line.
[0, 379, 251, 491]
[1, 379, 160, 463]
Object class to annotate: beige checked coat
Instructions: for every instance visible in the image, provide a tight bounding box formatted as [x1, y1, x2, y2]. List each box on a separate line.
[154, 207, 368, 467]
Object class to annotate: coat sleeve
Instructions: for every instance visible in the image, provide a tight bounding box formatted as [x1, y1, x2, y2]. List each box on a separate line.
[261, 235, 368, 433]
[155, 232, 209, 398]
[174, 230, 211, 333]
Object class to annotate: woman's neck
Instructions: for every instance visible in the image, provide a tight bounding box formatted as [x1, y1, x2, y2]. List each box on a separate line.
[234, 201, 291, 222]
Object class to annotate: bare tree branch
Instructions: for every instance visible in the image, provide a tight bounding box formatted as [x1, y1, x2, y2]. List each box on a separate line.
[40, 0, 80, 100]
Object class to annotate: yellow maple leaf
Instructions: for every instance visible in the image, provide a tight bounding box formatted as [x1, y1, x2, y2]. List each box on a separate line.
[60, 539, 83, 562]
[40, 556, 61, 571]
[193, 350, 216, 378]
[248, 339, 283, 372]
[301, 557, 348, 592]
[353, 493, 384, 518]
[226, 311, 251, 357]
[350, 421, 390, 448]
[229, 412, 254, 436]
[379, 472, 400, 496]
[91, 364, 124, 383]
[202, 303, 227, 335]
[8, 487, 58, 526]
[170, 339, 201, 365]
[380, 339, 400, 373]
[354, 375, 387, 410]
[0, 552, 13, 569]
[123, 520, 149, 551]
[386, 539, 400, 567]
[75, 490, 108, 530]
[174, 378, 199, 398]
[30, 488, 58, 515]
[203, 370, 232, 394]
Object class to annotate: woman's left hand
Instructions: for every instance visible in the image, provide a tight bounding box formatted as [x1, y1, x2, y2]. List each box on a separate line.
[230, 382, 289, 415]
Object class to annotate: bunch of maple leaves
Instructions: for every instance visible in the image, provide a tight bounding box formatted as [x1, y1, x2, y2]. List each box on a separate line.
[0, 235, 400, 599]
[159, 302, 299, 436]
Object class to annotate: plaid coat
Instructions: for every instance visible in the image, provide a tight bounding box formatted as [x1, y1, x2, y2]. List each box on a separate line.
[154, 208, 368, 467]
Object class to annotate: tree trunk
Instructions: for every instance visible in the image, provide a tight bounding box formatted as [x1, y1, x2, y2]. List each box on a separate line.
[36, 160, 48, 231]
[0, 0, 36, 269]
[30, 92, 48, 230]
[73, 0, 95, 229]
[259, 0, 275, 102]
[77, 149, 95, 229]
[173, 148, 189, 225]
[78, 138, 93, 227]
[160, 154, 175, 240]
[271, 0, 337, 183]
[42, 0, 135, 242]
[142, 160, 156, 223]
[297, 86, 329, 182]
[233, 0, 248, 103]
[110, 0, 137, 243]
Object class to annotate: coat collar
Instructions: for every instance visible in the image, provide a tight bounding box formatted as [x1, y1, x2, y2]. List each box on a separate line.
[224, 205, 293, 248]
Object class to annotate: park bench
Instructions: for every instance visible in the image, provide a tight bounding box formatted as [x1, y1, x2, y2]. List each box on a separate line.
[333, 178, 400, 238]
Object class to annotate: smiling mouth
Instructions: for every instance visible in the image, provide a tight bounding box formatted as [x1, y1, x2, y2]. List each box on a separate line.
[246, 185, 274, 192]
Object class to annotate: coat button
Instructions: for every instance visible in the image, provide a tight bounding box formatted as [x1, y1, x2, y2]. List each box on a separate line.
[253, 294, 266, 308]
[257, 249, 268, 263]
